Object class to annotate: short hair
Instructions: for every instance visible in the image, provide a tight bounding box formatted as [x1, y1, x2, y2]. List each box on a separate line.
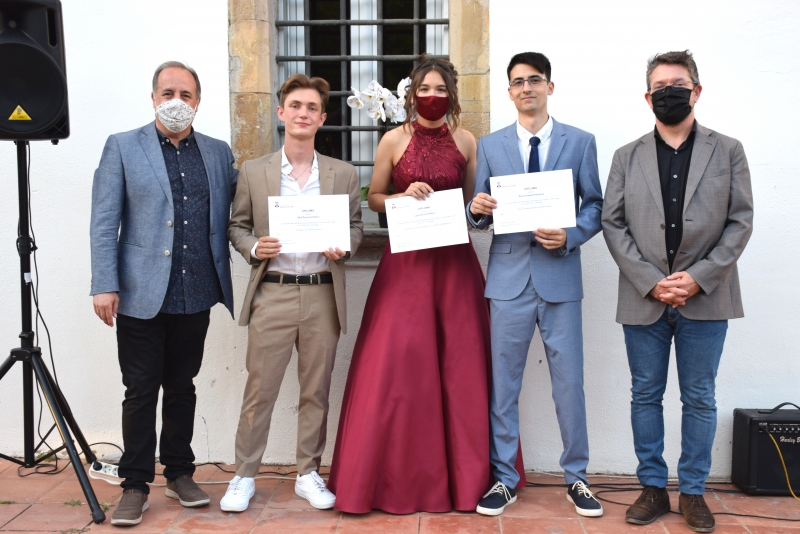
[646, 50, 700, 91]
[507, 52, 552, 82]
[152, 61, 201, 97]
[278, 74, 330, 112]
[402, 54, 461, 130]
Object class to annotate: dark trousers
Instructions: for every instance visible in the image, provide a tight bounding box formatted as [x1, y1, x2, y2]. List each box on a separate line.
[116, 310, 210, 493]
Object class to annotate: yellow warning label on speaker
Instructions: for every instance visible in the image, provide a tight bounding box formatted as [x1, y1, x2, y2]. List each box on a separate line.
[8, 105, 32, 121]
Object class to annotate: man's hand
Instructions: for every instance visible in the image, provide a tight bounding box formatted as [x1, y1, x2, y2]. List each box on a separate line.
[650, 271, 699, 308]
[255, 236, 281, 260]
[93, 292, 119, 327]
[469, 192, 497, 217]
[322, 247, 346, 262]
[533, 228, 567, 250]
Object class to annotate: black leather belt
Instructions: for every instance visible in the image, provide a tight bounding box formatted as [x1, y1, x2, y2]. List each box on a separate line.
[262, 273, 333, 285]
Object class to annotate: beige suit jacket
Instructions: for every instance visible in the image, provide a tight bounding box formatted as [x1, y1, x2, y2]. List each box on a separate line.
[228, 150, 363, 332]
[602, 123, 753, 325]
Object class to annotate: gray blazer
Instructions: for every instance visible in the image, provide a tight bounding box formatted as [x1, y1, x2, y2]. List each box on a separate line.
[90, 122, 238, 319]
[469, 119, 603, 302]
[602, 123, 753, 325]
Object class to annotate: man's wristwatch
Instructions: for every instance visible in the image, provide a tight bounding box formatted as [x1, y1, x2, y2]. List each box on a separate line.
[335, 252, 351, 262]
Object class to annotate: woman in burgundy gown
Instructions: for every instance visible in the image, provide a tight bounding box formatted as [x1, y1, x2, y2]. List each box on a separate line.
[327, 56, 525, 514]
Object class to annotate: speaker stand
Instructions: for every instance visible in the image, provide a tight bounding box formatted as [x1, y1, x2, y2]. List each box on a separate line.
[0, 140, 105, 524]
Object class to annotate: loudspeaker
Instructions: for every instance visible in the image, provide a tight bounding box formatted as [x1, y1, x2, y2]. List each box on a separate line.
[0, 0, 69, 141]
[732, 406, 800, 495]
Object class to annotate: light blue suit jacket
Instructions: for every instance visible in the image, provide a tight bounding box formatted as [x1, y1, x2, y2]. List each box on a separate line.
[469, 119, 602, 302]
[90, 122, 238, 319]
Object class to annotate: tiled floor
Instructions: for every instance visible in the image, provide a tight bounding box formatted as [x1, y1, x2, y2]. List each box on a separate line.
[0, 458, 799, 533]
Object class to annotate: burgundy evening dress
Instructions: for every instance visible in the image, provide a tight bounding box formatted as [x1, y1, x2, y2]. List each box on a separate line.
[327, 121, 525, 514]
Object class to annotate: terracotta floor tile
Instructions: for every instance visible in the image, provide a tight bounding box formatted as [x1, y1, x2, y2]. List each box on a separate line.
[187, 472, 280, 510]
[267, 478, 321, 510]
[336, 511, 420, 534]
[0, 460, 76, 482]
[662, 523, 750, 534]
[0, 503, 30, 528]
[419, 512, 500, 534]
[88, 504, 185, 533]
[580, 501, 667, 534]
[167, 504, 264, 534]
[37, 470, 123, 505]
[0, 477, 63, 504]
[2, 502, 93, 531]
[252, 508, 340, 533]
[502, 487, 577, 518]
[746, 525, 800, 533]
[712, 492, 800, 527]
[500, 516, 584, 534]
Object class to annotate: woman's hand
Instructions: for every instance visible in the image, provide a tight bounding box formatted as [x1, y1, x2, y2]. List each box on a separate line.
[404, 181, 433, 200]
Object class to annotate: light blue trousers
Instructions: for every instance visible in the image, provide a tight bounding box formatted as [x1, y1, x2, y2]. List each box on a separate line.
[489, 276, 589, 487]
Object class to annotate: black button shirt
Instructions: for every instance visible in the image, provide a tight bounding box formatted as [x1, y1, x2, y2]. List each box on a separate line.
[654, 122, 696, 271]
[156, 127, 222, 314]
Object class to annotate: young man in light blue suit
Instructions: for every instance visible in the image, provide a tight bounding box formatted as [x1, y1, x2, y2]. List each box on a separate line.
[469, 52, 604, 517]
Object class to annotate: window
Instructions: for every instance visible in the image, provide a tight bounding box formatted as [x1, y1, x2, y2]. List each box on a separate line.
[276, 0, 449, 187]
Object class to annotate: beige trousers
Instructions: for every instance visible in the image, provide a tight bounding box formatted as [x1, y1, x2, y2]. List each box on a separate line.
[234, 279, 340, 477]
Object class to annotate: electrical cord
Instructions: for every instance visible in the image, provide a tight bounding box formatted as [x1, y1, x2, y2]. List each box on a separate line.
[526, 473, 799, 522]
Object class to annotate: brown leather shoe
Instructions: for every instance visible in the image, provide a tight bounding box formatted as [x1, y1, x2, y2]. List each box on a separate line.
[679, 493, 715, 532]
[625, 486, 670, 525]
[165, 474, 210, 507]
[111, 489, 148, 526]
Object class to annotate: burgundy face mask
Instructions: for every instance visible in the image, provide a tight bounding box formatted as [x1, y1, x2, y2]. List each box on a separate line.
[415, 95, 449, 121]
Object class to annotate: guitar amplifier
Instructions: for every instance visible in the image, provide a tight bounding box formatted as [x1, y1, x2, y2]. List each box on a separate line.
[731, 403, 800, 495]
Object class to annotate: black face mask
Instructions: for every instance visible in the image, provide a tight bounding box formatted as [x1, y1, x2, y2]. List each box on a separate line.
[650, 86, 693, 125]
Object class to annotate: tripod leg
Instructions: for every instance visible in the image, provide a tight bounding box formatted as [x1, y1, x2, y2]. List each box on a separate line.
[0, 354, 15, 381]
[39, 363, 97, 464]
[30, 355, 106, 523]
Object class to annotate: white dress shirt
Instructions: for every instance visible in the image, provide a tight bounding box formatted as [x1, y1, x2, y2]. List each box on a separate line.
[516, 115, 553, 172]
[250, 148, 331, 274]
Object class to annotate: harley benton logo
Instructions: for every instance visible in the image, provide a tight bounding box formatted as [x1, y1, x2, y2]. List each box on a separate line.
[779, 436, 797, 444]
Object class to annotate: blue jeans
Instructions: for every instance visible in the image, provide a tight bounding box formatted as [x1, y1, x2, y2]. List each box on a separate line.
[623, 307, 727, 495]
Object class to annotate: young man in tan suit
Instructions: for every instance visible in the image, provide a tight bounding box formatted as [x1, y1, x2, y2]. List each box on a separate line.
[222, 74, 363, 512]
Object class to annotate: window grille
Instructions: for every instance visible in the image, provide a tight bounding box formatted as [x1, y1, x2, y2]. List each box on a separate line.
[277, 0, 449, 188]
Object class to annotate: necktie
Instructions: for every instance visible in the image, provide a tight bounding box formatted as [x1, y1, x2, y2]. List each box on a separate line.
[528, 136, 541, 173]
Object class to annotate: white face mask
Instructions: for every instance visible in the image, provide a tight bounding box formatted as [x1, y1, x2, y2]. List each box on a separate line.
[155, 99, 196, 133]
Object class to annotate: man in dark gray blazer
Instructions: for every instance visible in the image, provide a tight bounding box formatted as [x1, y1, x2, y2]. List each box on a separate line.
[602, 51, 753, 533]
[90, 61, 238, 526]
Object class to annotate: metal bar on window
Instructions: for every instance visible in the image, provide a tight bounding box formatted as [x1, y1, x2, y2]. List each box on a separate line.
[303, 0, 310, 75]
[275, 18, 448, 27]
[340, 0, 348, 162]
[413, 0, 419, 56]
[278, 125, 397, 132]
[276, 54, 446, 62]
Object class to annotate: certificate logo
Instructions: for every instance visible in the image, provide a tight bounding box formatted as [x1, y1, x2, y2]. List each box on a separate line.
[274, 201, 280, 208]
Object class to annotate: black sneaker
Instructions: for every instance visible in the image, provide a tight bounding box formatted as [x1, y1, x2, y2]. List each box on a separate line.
[476, 482, 517, 516]
[566, 480, 603, 517]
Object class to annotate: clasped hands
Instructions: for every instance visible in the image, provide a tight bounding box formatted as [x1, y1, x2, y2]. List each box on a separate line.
[469, 192, 566, 250]
[254, 236, 345, 262]
[650, 272, 700, 308]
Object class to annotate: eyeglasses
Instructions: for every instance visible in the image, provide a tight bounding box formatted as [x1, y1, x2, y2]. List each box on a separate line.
[650, 80, 696, 93]
[509, 76, 549, 89]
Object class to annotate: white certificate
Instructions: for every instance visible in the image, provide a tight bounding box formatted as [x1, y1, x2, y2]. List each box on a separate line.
[490, 169, 576, 234]
[385, 188, 469, 253]
[268, 194, 351, 254]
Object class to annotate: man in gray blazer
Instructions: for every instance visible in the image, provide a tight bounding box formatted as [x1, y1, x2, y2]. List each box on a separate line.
[469, 52, 604, 517]
[602, 51, 753, 533]
[90, 61, 238, 526]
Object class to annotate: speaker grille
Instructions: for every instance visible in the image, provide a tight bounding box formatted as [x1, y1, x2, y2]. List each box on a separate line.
[0, 40, 66, 137]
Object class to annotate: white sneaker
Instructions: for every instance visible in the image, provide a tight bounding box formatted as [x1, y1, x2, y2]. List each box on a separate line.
[295, 471, 336, 509]
[220, 475, 255, 512]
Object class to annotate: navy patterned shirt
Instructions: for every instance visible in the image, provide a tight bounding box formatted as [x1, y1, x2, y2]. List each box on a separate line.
[157, 127, 223, 314]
